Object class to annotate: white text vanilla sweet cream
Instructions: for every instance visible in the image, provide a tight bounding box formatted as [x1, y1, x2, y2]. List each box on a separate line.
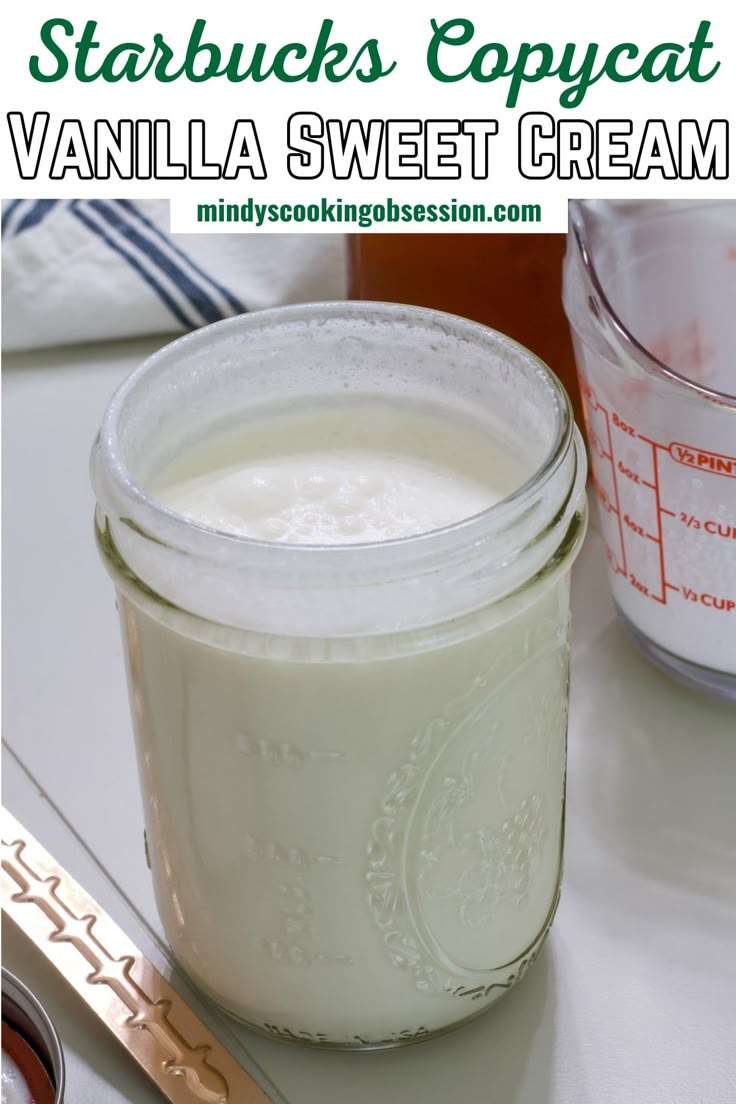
[92, 303, 587, 1047]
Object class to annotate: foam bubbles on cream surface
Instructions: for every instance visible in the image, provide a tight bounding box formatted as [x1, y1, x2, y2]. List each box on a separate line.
[153, 403, 528, 545]
[1, 1053, 32, 1104]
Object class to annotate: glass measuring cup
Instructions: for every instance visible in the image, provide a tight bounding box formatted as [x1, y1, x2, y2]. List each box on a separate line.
[564, 200, 736, 701]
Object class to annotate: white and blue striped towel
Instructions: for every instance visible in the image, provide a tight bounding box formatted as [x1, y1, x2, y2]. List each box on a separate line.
[1, 199, 346, 351]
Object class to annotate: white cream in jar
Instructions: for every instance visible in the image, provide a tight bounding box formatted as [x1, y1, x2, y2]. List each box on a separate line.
[93, 304, 587, 1047]
[153, 404, 525, 543]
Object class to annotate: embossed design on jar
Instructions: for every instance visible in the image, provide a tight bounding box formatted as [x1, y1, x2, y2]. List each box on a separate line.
[417, 792, 548, 927]
[260, 1022, 431, 1048]
[247, 837, 353, 971]
[244, 833, 342, 869]
[237, 732, 348, 769]
[366, 624, 569, 996]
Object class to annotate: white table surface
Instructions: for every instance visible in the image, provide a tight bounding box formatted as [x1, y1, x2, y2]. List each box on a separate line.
[3, 334, 735, 1104]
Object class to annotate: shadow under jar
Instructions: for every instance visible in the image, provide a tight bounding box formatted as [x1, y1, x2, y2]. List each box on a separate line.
[91, 302, 587, 1049]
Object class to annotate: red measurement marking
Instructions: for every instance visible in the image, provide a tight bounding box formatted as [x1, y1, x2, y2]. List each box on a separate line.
[650, 320, 715, 383]
[611, 412, 636, 437]
[617, 460, 641, 485]
[589, 430, 612, 462]
[681, 587, 736, 612]
[670, 443, 736, 479]
[577, 389, 726, 606]
[604, 541, 627, 576]
[649, 441, 668, 603]
[686, 319, 711, 382]
[603, 402, 627, 576]
[630, 573, 649, 595]
[621, 377, 651, 401]
[623, 513, 646, 537]
[585, 389, 735, 619]
[579, 376, 597, 408]
[703, 521, 736, 539]
[592, 477, 619, 517]
[628, 571, 666, 605]
[650, 335, 672, 366]
[676, 517, 736, 539]
[636, 433, 661, 448]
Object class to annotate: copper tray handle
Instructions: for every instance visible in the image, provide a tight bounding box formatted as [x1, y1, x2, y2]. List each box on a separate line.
[1, 807, 272, 1104]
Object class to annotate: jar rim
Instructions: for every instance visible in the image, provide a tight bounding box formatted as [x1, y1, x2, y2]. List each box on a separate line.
[92, 300, 575, 576]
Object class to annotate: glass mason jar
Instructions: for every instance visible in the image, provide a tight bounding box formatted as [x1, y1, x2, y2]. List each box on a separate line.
[91, 302, 587, 1049]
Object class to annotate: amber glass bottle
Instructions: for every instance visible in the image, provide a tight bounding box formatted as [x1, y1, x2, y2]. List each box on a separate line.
[348, 233, 582, 426]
